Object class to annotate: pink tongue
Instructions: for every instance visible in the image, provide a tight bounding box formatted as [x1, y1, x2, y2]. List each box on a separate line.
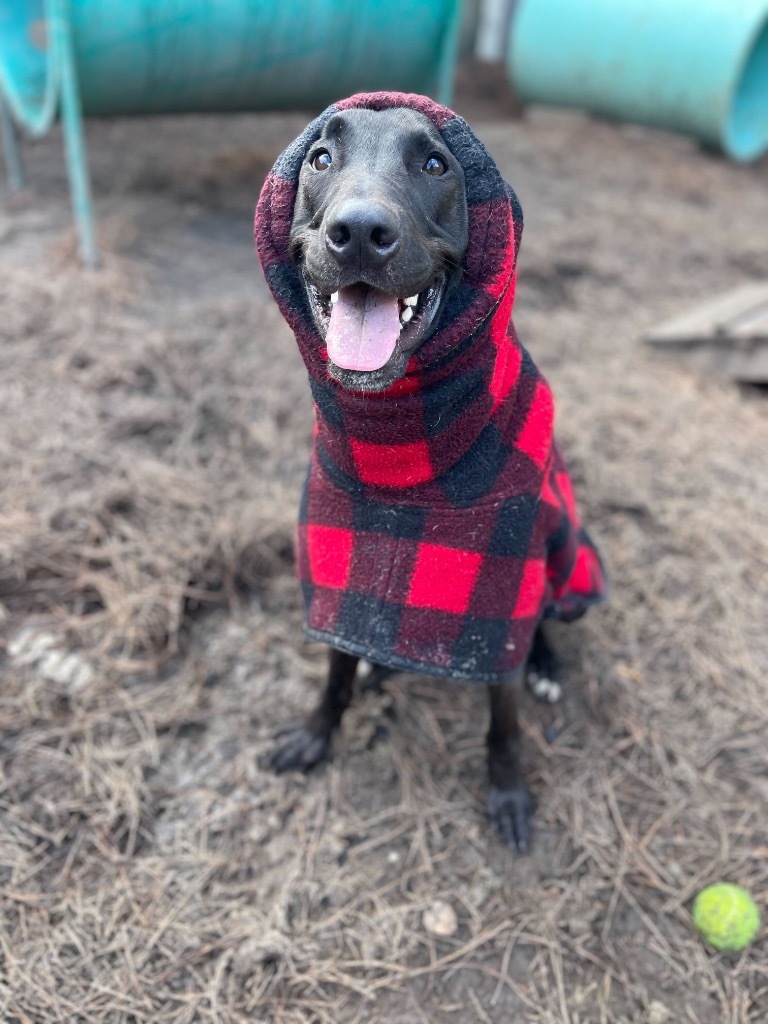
[326, 284, 400, 372]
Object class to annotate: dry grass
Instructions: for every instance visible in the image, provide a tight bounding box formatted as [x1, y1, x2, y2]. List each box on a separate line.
[0, 103, 766, 1023]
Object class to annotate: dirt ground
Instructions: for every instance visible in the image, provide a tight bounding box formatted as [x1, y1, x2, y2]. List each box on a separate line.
[1, 79, 767, 1024]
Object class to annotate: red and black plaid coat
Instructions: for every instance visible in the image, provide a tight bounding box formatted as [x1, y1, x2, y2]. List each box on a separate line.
[255, 92, 606, 683]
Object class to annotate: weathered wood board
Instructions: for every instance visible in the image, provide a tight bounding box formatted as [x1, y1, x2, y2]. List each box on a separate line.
[645, 283, 768, 382]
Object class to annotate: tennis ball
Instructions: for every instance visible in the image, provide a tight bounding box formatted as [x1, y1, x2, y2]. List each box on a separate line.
[692, 883, 760, 952]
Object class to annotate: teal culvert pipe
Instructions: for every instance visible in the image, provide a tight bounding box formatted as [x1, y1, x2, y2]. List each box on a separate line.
[0, 0, 461, 264]
[508, 0, 768, 162]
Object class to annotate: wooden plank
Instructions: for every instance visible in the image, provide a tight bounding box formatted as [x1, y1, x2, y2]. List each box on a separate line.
[731, 298, 768, 337]
[644, 283, 768, 382]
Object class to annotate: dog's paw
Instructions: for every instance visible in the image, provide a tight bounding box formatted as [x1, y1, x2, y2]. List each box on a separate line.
[269, 723, 333, 774]
[527, 672, 562, 704]
[487, 783, 536, 853]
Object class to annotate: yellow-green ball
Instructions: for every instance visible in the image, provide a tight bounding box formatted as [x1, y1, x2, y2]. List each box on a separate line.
[692, 883, 761, 951]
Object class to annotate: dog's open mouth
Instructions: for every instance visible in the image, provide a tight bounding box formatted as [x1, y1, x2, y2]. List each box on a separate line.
[306, 278, 444, 377]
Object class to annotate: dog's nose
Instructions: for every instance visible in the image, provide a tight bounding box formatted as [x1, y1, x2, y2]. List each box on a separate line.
[325, 200, 400, 270]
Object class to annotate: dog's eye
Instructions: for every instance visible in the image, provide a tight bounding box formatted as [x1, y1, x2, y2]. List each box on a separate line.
[311, 149, 332, 171]
[423, 154, 447, 176]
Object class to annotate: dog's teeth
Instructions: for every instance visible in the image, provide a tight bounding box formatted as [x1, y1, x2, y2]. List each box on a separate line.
[400, 306, 414, 324]
[330, 291, 339, 304]
[404, 295, 419, 307]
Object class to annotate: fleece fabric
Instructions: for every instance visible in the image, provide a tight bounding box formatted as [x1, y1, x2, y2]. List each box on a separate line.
[255, 92, 606, 683]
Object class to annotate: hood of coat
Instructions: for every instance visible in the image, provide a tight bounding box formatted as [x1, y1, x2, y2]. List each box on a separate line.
[255, 92, 523, 400]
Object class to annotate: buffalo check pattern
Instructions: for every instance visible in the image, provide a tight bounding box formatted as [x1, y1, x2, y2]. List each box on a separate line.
[256, 92, 607, 682]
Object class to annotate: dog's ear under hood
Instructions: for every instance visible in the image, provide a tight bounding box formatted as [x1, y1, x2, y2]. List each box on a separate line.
[255, 91, 523, 373]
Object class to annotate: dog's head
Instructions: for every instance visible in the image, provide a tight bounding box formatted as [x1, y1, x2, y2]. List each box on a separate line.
[256, 94, 521, 395]
[289, 106, 469, 392]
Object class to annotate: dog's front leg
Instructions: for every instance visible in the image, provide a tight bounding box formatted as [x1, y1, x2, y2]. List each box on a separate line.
[486, 675, 535, 852]
[270, 648, 358, 773]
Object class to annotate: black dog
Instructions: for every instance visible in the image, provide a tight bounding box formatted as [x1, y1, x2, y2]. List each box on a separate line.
[255, 95, 606, 851]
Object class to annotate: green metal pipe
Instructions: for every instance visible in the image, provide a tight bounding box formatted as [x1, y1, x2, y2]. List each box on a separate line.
[509, 0, 768, 162]
[67, 0, 459, 115]
[54, 0, 97, 267]
[0, 92, 24, 188]
[0, 0, 60, 136]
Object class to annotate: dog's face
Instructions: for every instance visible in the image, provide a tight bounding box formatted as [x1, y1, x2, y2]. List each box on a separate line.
[289, 107, 469, 392]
